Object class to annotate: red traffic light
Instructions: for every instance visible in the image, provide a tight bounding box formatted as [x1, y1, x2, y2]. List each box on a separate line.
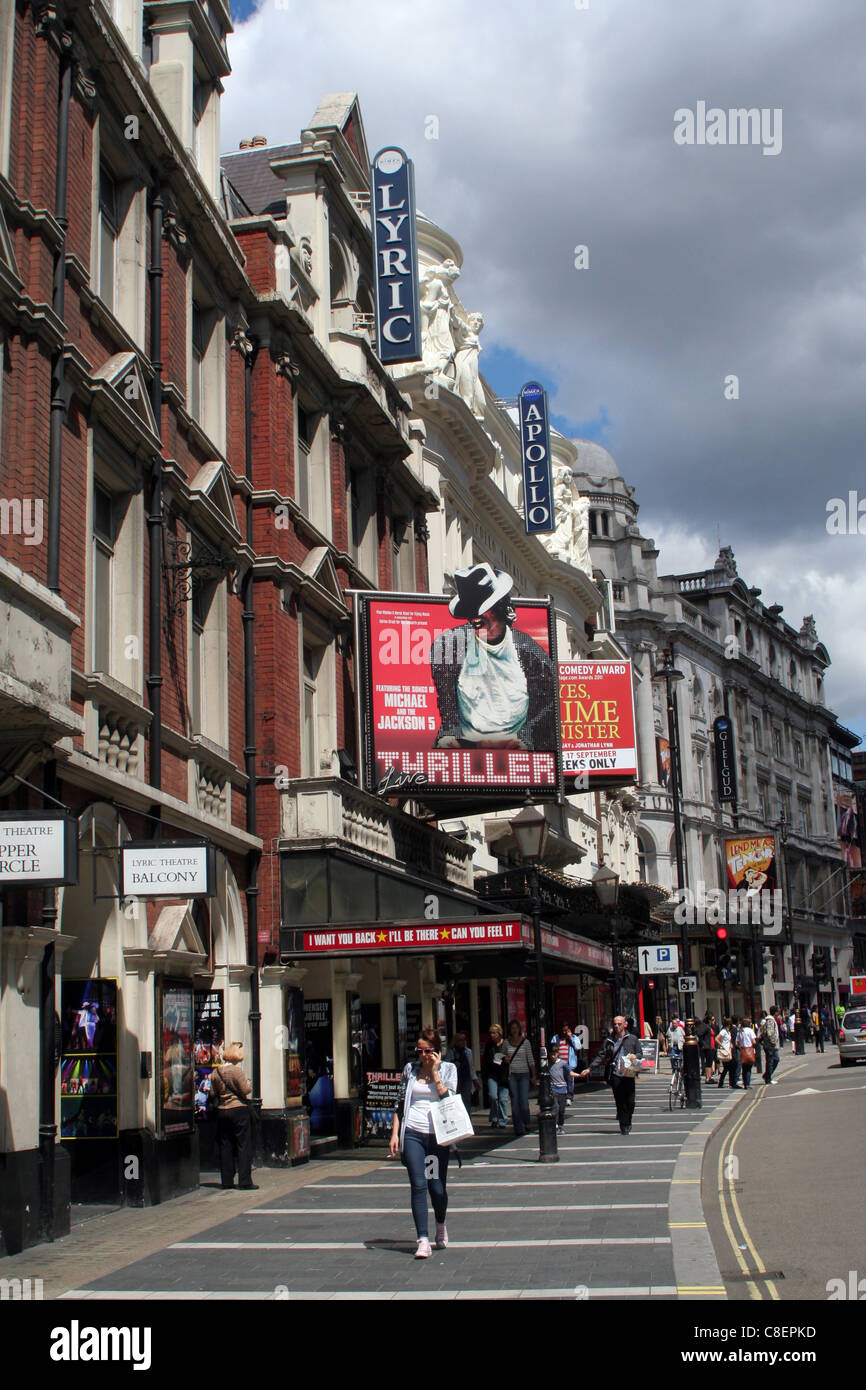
[715, 926, 728, 941]
[648, 980, 655, 989]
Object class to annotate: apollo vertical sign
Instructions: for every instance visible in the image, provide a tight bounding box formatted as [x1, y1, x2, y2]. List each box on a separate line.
[371, 147, 422, 365]
[519, 382, 555, 534]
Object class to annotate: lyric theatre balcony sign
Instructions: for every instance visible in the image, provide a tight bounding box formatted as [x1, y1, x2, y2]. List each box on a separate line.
[371, 146, 422, 365]
[121, 841, 215, 898]
[0, 811, 78, 885]
[357, 593, 561, 797]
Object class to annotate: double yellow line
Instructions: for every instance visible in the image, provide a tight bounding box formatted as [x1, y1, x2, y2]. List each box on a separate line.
[716, 1062, 808, 1300]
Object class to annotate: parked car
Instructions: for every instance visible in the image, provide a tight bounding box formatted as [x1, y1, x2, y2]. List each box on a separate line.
[837, 1009, 866, 1066]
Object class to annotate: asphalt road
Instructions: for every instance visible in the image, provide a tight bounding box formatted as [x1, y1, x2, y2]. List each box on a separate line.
[702, 1045, 866, 1301]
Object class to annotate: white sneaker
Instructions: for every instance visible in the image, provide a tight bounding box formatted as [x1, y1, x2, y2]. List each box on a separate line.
[415, 1237, 432, 1258]
[435, 1223, 448, 1249]
[565, 1099, 573, 1106]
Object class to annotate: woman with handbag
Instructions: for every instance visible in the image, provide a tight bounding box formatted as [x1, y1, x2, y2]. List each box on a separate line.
[505, 1019, 536, 1138]
[210, 1042, 258, 1190]
[389, 1026, 458, 1259]
[481, 1023, 510, 1128]
[715, 1018, 737, 1087]
[736, 1017, 757, 1089]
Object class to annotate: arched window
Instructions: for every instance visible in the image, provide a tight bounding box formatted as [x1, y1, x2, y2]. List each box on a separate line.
[329, 238, 349, 304]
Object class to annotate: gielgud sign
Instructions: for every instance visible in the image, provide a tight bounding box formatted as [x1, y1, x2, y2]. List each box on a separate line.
[559, 660, 637, 785]
[357, 575, 561, 797]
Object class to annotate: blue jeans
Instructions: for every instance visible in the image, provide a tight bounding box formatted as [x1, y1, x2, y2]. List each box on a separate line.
[509, 1071, 531, 1136]
[488, 1075, 509, 1126]
[402, 1129, 450, 1238]
[763, 1048, 779, 1082]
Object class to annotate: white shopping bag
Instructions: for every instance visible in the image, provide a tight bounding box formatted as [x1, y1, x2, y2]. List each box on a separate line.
[430, 1093, 475, 1145]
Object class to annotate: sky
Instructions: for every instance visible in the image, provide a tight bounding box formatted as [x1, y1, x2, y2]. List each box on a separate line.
[221, 0, 866, 743]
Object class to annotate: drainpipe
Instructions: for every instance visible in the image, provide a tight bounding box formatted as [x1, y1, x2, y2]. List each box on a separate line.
[241, 338, 262, 1153]
[146, 185, 164, 807]
[38, 761, 59, 1243]
[47, 55, 72, 593]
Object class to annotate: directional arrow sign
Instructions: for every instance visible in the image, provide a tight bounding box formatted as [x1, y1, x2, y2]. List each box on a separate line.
[638, 944, 680, 975]
[780, 1084, 866, 1099]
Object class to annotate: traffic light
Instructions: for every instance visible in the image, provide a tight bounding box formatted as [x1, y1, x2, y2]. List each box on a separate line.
[715, 926, 733, 979]
[729, 948, 742, 985]
[752, 943, 766, 984]
[812, 948, 829, 982]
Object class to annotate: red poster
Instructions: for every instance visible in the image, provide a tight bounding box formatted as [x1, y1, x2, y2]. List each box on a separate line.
[559, 661, 637, 779]
[361, 592, 559, 795]
[506, 981, 527, 1032]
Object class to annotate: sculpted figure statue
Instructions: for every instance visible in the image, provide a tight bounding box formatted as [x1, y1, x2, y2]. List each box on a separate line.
[419, 259, 460, 377]
[453, 311, 485, 417]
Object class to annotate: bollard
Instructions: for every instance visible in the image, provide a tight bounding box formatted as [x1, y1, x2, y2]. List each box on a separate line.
[683, 1018, 703, 1108]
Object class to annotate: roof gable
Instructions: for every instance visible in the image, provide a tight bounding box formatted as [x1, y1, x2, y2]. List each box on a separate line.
[189, 459, 242, 544]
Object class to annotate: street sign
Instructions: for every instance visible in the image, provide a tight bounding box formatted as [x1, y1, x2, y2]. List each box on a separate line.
[638, 944, 679, 975]
[678, 975, 697, 993]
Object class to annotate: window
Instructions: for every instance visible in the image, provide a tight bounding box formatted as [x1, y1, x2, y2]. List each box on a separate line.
[752, 716, 762, 752]
[348, 466, 376, 578]
[98, 164, 119, 311]
[391, 515, 415, 592]
[800, 801, 811, 836]
[296, 404, 313, 516]
[91, 483, 115, 672]
[188, 563, 227, 745]
[302, 644, 321, 777]
[588, 510, 598, 536]
[190, 301, 206, 423]
[773, 727, 784, 759]
[599, 510, 609, 537]
[757, 780, 768, 820]
[188, 272, 224, 448]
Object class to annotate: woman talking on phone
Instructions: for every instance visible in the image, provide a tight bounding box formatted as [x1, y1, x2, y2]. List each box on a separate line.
[389, 1026, 458, 1259]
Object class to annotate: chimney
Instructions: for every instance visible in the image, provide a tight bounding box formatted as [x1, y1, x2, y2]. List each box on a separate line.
[251, 134, 267, 148]
[239, 138, 252, 149]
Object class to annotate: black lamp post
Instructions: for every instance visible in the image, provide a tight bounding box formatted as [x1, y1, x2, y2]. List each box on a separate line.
[653, 648, 702, 1108]
[509, 802, 558, 1163]
[593, 864, 623, 1016]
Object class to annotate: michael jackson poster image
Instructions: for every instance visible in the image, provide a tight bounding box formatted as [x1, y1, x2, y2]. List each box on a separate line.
[360, 564, 560, 795]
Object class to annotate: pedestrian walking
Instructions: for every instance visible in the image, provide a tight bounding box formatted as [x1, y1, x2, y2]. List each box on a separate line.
[696, 1013, 716, 1083]
[715, 1018, 737, 1087]
[550, 1022, 580, 1105]
[788, 1008, 797, 1052]
[655, 1015, 669, 1055]
[760, 1005, 781, 1084]
[481, 1024, 509, 1127]
[736, 1017, 757, 1088]
[549, 1055, 575, 1134]
[795, 1002, 810, 1055]
[505, 1018, 536, 1137]
[578, 1015, 641, 1135]
[811, 1007, 824, 1052]
[445, 1031, 479, 1110]
[389, 1026, 458, 1259]
[211, 1042, 258, 1191]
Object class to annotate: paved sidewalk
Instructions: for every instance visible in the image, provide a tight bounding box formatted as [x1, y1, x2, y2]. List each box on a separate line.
[3, 1070, 748, 1301]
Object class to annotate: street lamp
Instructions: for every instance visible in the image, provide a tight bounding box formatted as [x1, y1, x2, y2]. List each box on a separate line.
[652, 648, 702, 1108]
[592, 864, 623, 1016]
[509, 801, 558, 1164]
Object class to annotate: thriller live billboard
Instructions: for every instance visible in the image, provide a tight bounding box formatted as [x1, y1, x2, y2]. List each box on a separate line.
[356, 593, 561, 798]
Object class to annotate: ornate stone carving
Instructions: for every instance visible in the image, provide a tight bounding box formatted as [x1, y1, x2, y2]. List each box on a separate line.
[452, 311, 485, 417]
[419, 259, 460, 377]
[231, 328, 254, 358]
[539, 464, 593, 576]
[274, 352, 300, 380]
[299, 236, 313, 275]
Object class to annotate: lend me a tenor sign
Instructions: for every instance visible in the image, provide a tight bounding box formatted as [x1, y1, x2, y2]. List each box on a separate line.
[121, 842, 214, 898]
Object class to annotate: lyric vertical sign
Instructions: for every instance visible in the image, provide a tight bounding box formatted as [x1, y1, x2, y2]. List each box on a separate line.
[371, 147, 422, 365]
[519, 382, 554, 534]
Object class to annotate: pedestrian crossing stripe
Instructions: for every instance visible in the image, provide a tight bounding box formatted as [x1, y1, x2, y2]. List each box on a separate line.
[677, 1286, 726, 1294]
[669, 1222, 707, 1228]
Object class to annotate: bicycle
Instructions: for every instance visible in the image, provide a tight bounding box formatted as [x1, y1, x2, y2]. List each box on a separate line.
[668, 1053, 685, 1110]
